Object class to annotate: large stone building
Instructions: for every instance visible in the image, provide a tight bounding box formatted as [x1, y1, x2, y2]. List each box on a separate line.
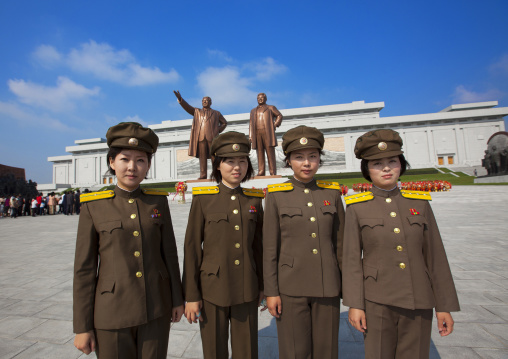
[42, 100, 507, 191]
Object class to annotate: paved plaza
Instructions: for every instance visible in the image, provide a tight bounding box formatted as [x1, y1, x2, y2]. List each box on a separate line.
[1, 186, 508, 358]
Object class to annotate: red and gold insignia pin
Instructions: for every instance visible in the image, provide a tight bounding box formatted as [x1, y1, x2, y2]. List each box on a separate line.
[300, 137, 308, 145]
[249, 205, 257, 213]
[232, 144, 240, 151]
[324, 200, 331, 206]
[129, 138, 139, 146]
[409, 208, 419, 215]
[378, 142, 387, 150]
[151, 209, 161, 218]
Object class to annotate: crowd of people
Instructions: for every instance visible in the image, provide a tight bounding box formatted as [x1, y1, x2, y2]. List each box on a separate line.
[0, 190, 82, 218]
[353, 180, 453, 193]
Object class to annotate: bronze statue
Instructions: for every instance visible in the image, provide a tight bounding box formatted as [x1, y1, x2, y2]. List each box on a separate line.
[174, 91, 228, 179]
[249, 93, 283, 176]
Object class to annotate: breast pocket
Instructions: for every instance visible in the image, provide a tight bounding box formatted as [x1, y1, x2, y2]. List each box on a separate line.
[406, 216, 428, 239]
[279, 207, 302, 233]
[280, 207, 302, 218]
[206, 212, 228, 224]
[359, 218, 384, 242]
[96, 219, 122, 233]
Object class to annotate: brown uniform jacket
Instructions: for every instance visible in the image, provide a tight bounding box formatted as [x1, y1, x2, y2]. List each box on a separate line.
[342, 186, 460, 312]
[73, 186, 184, 333]
[249, 104, 282, 149]
[263, 178, 345, 298]
[179, 99, 228, 157]
[183, 183, 264, 307]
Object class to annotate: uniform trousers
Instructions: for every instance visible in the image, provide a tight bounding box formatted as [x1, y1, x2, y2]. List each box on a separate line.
[364, 300, 433, 359]
[255, 131, 277, 176]
[199, 299, 258, 359]
[94, 314, 171, 359]
[276, 294, 340, 359]
[197, 139, 212, 179]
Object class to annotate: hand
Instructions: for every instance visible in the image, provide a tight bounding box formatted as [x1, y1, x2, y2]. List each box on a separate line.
[74, 330, 96, 355]
[173, 90, 182, 102]
[258, 290, 268, 312]
[348, 308, 367, 333]
[184, 301, 203, 324]
[436, 312, 454, 336]
[266, 296, 282, 318]
[172, 305, 184, 323]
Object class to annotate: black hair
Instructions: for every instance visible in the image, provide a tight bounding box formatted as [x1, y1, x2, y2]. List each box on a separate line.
[106, 147, 153, 176]
[360, 154, 410, 182]
[284, 149, 324, 168]
[210, 156, 254, 183]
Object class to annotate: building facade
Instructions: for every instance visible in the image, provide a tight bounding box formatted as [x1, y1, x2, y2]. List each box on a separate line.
[44, 100, 507, 191]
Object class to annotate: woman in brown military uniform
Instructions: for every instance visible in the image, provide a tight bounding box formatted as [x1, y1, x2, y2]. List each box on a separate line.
[73, 122, 184, 358]
[342, 129, 460, 358]
[264, 125, 345, 359]
[182, 131, 264, 359]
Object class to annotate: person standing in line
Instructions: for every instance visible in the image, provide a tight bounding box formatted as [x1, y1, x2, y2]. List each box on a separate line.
[48, 192, 57, 215]
[66, 190, 75, 215]
[74, 189, 81, 215]
[0, 196, 4, 218]
[73, 122, 184, 358]
[183, 131, 265, 359]
[9, 195, 18, 218]
[342, 129, 460, 358]
[36, 193, 42, 215]
[31, 197, 38, 217]
[264, 125, 345, 359]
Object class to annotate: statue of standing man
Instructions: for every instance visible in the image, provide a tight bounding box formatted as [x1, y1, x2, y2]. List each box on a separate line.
[249, 93, 283, 176]
[174, 91, 228, 179]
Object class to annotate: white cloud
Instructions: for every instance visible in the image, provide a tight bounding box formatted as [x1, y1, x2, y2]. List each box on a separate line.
[33, 44, 62, 66]
[0, 101, 73, 131]
[244, 57, 288, 81]
[33, 40, 179, 86]
[452, 85, 504, 103]
[193, 56, 288, 109]
[490, 54, 508, 76]
[8, 76, 100, 112]
[207, 49, 233, 62]
[197, 66, 257, 108]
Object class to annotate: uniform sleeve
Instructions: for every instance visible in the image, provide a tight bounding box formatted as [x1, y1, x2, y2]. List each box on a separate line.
[263, 192, 281, 296]
[336, 192, 346, 272]
[73, 203, 98, 333]
[253, 198, 264, 291]
[161, 199, 184, 308]
[341, 205, 366, 310]
[182, 196, 205, 302]
[422, 202, 460, 312]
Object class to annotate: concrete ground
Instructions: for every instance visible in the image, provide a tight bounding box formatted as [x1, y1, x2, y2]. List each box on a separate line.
[0, 185, 507, 359]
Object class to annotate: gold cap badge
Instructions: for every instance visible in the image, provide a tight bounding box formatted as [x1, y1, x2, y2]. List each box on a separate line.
[300, 137, 308, 145]
[129, 138, 139, 146]
[378, 142, 387, 150]
[232, 144, 240, 151]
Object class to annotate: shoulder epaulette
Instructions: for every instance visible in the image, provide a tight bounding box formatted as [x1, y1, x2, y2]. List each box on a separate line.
[401, 190, 432, 201]
[344, 192, 374, 205]
[192, 186, 219, 195]
[242, 188, 265, 198]
[80, 190, 115, 203]
[142, 189, 169, 196]
[267, 183, 294, 193]
[316, 180, 341, 190]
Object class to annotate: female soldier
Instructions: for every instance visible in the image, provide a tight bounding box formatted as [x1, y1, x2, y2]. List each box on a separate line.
[73, 122, 184, 358]
[342, 129, 460, 358]
[183, 131, 264, 359]
[264, 125, 345, 359]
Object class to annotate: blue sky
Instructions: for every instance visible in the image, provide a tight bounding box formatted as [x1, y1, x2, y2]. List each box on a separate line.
[1, 0, 507, 183]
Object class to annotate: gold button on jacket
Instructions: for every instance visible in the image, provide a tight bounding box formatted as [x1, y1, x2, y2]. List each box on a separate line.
[183, 183, 264, 307]
[263, 178, 345, 298]
[73, 186, 183, 333]
[342, 186, 460, 312]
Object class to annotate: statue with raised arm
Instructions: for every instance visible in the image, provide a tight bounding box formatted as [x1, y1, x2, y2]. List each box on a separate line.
[249, 93, 283, 176]
[174, 91, 228, 179]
